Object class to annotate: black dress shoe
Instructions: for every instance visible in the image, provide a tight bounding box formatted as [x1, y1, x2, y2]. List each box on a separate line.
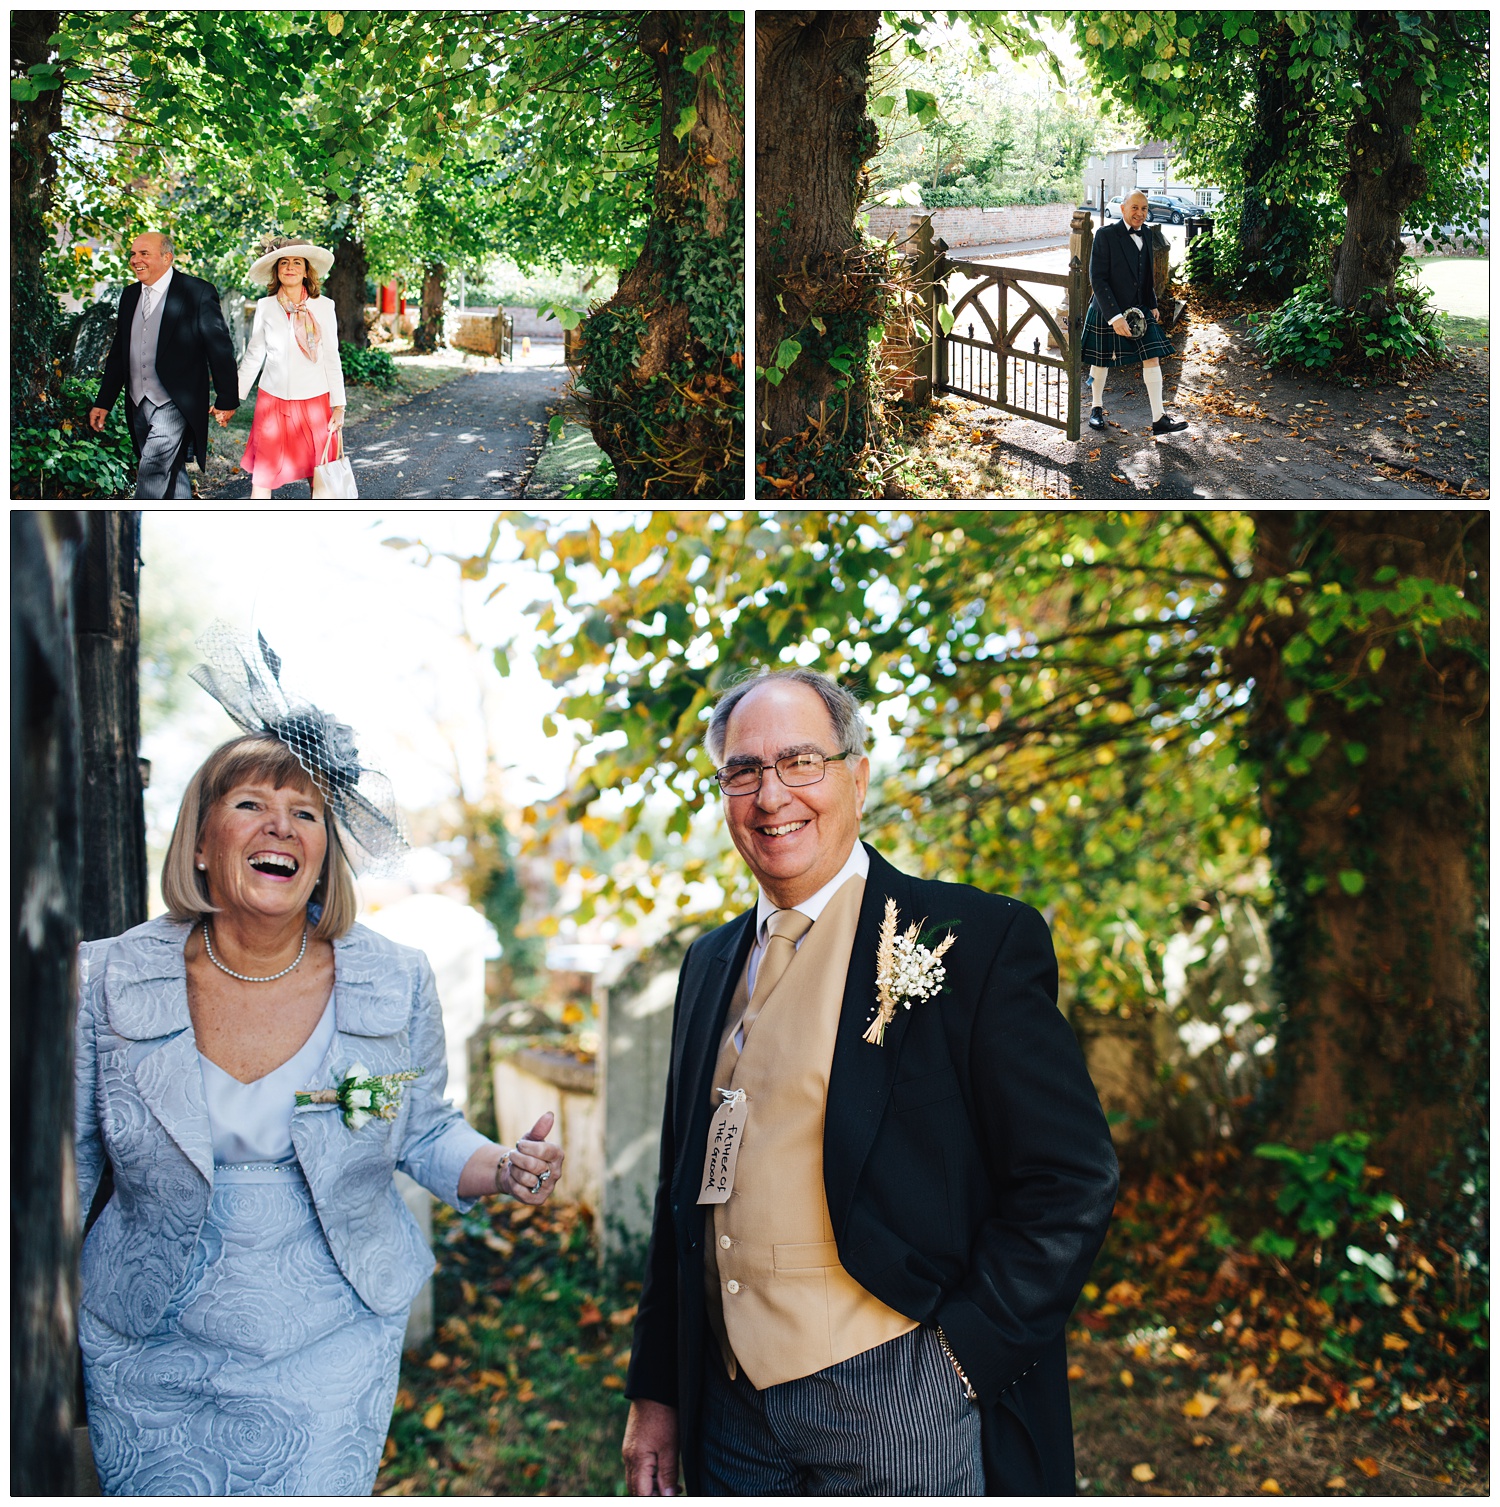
[1088, 407, 1107, 431]
[1151, 413, 1189, 434]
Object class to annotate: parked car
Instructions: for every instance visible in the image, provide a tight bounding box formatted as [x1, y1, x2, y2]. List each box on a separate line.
[1103, 194, 1126, 221]
[1147, 193, 1201, 225]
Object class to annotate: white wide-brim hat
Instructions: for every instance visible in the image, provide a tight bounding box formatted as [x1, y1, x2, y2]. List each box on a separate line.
[249, 240, 335, 283]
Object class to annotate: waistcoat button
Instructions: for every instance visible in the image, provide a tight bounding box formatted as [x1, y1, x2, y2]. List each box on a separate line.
[726, 1280, 740, 1294]
[719, 1235, 732, 1249]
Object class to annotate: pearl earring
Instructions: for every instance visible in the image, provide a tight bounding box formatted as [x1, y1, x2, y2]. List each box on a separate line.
[197, 862, 207, 870]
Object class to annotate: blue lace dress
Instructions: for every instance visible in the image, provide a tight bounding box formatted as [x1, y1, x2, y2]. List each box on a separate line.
[80, 997, 409, 1495]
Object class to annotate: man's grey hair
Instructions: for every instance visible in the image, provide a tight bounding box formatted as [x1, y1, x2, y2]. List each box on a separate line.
[704, 668, 868, 766]
[141, 232, 175, 257]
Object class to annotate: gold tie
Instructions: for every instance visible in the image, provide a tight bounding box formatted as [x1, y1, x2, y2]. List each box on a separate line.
[737, 908, 812, 1047]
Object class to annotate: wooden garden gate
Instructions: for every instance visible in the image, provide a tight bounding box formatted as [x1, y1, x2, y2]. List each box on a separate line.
[907, 210, 1095, 443]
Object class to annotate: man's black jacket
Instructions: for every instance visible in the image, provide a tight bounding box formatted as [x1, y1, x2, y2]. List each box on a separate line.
[625, 845, 1119, 1494]
[1088, 218, 1159, 324]
[94, 270, 240, 467]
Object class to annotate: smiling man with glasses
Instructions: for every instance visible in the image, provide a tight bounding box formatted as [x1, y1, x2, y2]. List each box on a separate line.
[621, 668, 1118, 1498]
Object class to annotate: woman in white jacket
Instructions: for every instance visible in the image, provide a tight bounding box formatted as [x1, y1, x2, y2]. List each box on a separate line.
[232, 236, 348, 497]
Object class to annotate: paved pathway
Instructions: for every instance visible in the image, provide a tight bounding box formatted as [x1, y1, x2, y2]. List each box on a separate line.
[208, 349, 569, 500]
[918, 239, 1488, 500]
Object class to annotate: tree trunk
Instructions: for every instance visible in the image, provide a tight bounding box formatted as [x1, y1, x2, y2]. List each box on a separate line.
[74, 512, 147, 941]
[580, 11, 744, 499]
[413, 262, 447, 354]
[755, 11, 882, 497]
[1238, 511, 1486, 1215]
[1329, 13, 1430, 315]
[11, 11, 65, 423]
[11, 509, 87, 1495]
[324, 215, 370, 349]
[1234, 16, 1304, 294]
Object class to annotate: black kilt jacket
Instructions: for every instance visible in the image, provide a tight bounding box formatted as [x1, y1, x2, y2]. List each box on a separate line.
[1088, 219, 1159, 325]
[624, 844, 1120, 1495]
[94, 270, 240, 468]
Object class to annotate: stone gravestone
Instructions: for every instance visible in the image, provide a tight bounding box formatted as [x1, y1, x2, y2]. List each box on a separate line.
[597, 933, 696, 1261]
[363, 894, 500, 1348]
[68, 296, 120, 380]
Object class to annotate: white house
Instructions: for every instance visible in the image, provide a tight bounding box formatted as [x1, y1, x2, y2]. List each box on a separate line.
[1082, 143, 1223, 208]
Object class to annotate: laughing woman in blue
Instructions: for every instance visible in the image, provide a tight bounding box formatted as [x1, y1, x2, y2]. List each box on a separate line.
[75, 626, 564, 1495]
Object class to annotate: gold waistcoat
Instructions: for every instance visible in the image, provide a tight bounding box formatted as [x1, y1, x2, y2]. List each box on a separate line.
[702, 876, 916, 1388]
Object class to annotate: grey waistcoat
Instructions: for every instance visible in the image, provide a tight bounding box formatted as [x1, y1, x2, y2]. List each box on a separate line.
[128, 284, 172, 406]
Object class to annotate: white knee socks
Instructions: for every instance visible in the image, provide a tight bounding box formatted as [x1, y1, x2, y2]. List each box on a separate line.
[1090, 365, 1109, 409]
[1143, 363, 1165, 421]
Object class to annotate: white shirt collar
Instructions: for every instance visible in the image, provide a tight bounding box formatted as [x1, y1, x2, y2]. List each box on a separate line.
[754, 838, 870, 939]
[140, 264, 174, 308]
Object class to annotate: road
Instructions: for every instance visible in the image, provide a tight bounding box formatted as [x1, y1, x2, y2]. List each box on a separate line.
[207, 347, 570, 500]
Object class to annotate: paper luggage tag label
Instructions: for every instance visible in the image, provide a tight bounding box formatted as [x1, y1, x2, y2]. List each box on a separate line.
[697, 1088, 747, 1204]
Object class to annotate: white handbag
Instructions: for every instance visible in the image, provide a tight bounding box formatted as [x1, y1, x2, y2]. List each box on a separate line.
[311, 426, 358, 498]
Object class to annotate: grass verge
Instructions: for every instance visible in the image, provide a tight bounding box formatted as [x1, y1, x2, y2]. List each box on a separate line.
[1438, 313, 1489, 349]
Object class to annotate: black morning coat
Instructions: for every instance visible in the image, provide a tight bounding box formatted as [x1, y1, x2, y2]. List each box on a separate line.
[625, 844, 1120, 1495]
[1088, 218, 1160, 325]
[94, 270, 241, 467]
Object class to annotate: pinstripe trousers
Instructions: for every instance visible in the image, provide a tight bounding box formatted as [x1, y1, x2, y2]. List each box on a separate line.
[700, 1325, 984, 1495]
[127, 394, 193, 499]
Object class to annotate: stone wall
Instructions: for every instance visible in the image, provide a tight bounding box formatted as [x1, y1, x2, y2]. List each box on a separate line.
[866, 202, 1077, 250]
[450, 306, 567, 356]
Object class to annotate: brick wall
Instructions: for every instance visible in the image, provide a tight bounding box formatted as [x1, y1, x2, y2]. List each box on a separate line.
[865, 202, 1077, 250]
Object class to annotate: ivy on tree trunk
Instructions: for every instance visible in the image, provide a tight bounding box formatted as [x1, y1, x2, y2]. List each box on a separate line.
[1234, 511, 1487, 1208]
[1329, 13, 1430, 316]
[579, 11, 744, 498]
[12, 10, 65, 424]
[754, 11, 884, 498]
[414, 261, 447, 354]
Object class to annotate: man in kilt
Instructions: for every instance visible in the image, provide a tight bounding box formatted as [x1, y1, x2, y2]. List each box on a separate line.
[1082, 190, 1189, 436]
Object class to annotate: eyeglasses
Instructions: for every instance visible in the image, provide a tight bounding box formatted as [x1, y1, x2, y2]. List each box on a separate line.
[715, 751, 850, 796]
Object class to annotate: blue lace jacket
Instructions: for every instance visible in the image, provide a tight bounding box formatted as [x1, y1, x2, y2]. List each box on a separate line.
[74, 915, 488, 1338]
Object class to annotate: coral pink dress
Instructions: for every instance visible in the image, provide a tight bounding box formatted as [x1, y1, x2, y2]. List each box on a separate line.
[237, 292, 346, 488]
[242, 391, 334, 489]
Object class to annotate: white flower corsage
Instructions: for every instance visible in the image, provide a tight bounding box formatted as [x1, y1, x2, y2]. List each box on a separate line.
[863, 898, 956, 1046]
[295, 1062, 422, 1130]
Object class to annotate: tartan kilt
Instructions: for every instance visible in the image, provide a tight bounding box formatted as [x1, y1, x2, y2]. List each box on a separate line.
[1081, 302, 1176, 367]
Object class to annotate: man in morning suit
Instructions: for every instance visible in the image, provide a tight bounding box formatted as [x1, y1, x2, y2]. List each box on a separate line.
[89, 232, 240, 498]
[621, 668, 1118, 1495]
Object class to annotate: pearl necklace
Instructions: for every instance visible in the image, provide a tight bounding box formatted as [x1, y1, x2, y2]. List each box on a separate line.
[202, 922, 307, 983]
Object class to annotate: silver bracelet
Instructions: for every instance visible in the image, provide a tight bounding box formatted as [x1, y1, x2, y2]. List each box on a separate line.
[936, 1325, 978, 1401]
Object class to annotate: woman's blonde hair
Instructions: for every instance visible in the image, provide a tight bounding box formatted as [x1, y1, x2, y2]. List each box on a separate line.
[267, 255, 321, 300]
[160, 733, 357, 940]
